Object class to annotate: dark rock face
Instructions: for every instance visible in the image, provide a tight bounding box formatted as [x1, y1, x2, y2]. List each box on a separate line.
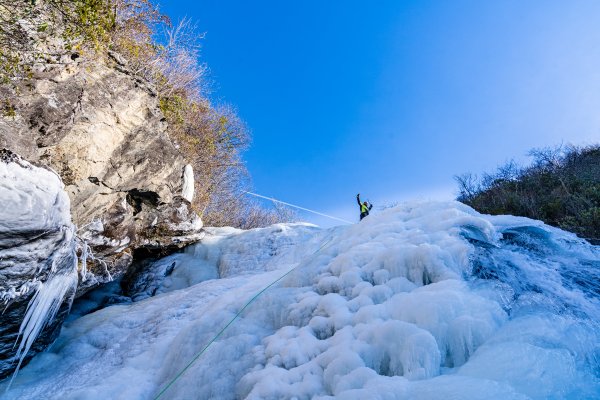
[0, 36, 203, 287]
[75, 194, 203, 295]
[0, 150, 78, 379]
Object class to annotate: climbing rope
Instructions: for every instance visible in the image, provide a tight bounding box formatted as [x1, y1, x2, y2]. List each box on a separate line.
[152, 234, 337, 400]
[244, 191, 353, 225]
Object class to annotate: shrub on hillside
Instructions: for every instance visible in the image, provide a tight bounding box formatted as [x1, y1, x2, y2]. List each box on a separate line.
[456, 145, 600, 243]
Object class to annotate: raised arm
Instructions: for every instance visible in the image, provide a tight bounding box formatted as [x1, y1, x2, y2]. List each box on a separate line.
[356, 193, 362, 207]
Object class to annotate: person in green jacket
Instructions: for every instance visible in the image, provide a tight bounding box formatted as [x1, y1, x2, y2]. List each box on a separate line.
[356, 193, 372, 220]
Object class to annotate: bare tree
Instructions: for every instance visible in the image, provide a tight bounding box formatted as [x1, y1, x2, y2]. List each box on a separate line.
[454, 173, 479, 202]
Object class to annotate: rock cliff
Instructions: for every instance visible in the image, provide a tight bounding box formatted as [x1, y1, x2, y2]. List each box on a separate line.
[0, 43, 202, 288]
[0, 3, 206, 378]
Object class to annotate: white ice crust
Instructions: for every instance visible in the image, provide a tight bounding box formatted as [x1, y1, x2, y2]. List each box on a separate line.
[2, 201, 599, 400]
[0, 155, 78, 386]
[0, 158, 71, 240]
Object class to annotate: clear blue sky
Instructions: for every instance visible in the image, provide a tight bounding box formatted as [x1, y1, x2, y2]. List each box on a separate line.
[161, 1, 600, 227]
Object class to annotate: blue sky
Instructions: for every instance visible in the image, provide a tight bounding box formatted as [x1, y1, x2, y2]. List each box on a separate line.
[161, 1, 600, 227]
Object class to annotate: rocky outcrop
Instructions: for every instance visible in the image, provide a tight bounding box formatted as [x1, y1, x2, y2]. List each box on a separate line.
[0, 150, 78, 379]
[0, 27, 202, 286]
[0, 2, 206, 381]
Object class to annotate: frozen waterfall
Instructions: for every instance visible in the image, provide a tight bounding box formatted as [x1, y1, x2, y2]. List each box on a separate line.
[1, 201, 599, 400]
[0, 151, 78, 385]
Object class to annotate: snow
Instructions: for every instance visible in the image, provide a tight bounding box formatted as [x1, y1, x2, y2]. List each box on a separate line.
[1, 201, 599, 399]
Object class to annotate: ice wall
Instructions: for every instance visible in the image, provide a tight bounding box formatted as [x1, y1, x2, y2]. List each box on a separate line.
[1, 201, 599, 400]
[0, 150, 78, 380]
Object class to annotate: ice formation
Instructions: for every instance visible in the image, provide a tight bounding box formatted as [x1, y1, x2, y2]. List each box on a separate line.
[1, 201, 599, 400]
[0, 152, 78, 384]
[10, 272, 77, 384]
[181, 164, 194, 202]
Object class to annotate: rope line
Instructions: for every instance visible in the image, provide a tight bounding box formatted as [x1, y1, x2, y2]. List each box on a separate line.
[244, 191, 353, 224]
[152, 235, 336, 400]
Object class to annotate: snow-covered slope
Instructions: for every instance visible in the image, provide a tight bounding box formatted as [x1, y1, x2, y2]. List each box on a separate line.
[2, 202, 599, 399]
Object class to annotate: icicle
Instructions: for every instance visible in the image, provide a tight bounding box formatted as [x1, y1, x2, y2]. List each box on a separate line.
[182, 164, 194, 202]
[6, 227, 78, 391]
[6, 272, 77, 390]
[78, 239, 90, 282]
[81, 241, 88, 281]
[75, 237, 112, 282]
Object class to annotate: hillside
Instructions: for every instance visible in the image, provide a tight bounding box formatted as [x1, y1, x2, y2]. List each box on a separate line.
[456, 145, 600, 244]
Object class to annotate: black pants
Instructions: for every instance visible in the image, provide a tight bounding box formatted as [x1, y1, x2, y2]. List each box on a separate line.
[360, 212, 368, 220]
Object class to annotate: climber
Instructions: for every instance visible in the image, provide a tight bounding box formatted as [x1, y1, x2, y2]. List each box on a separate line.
[356, 193, 373, 221]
